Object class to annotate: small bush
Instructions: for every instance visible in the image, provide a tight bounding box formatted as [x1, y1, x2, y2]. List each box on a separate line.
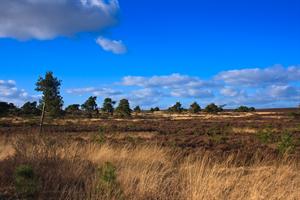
[256, 128, 273, 144]
[204, 103, 223, 114]
[277, 133, 295, 154]
[97, 162, 123, 199]
[14, 165, 39, 198]
[99, 162, 117, 184]
[209, 134, 227, 144]
[289, 112, 300, 119]
[235, 106, 255, 112]
[94, 129, 106, 145]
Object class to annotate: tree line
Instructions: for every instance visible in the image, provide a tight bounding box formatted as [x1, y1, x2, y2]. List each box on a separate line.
[0, 72, 255, 118]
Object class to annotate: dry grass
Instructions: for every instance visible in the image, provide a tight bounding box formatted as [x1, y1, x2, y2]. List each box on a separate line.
[0, 134, 299, 200]
[232, 127, 258, 134]
[180, 156, 299, 200]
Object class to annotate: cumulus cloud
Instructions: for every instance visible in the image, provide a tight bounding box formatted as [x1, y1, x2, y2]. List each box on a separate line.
[122, 73, 218, 89]
[96, 37, 127, 54]
[171, 88, 214, 98]
[128, 88, 164, 107]
[215, 65, 300, 86]
[0, 0, 119, 40]
[66, 87, 122, 96]
[67, 65, 300, 108]
[220, 88, 241, 97]
[0, 80, 36, 105]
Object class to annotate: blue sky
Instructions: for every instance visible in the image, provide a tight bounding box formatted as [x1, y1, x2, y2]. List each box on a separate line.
[0, 0, 300, 108]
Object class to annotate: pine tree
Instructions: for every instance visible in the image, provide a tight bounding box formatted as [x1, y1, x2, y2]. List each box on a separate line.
[35, 72, 63, 117]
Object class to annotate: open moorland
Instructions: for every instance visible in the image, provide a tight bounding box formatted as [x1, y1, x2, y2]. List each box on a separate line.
[0, 110, 300, 200]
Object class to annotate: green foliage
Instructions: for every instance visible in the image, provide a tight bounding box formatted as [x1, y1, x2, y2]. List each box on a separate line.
[189, 102, 201, 113]
[235, 106, 255, 112]
[204, 103, 223, 114]
[21, 101, 41, 116]
[101, 98, 115, 116]
[99, 162, 117, 184]
[94, 128, 106, 145]
[209, 133, 227, 144]
[65, 104, 81, 115]
[36, 72, 64, 117]
[150, 107, 160, 112]
[115, 99, 131, 118]
[277, 133, 295, 154]
[289, 111, 300, 119]
[14, 165, 39, 198]
[0, 102, 19, 117]
[168, 102, 183, 113]
[133, 106, 141, 113]
[97, 162, 123, 199]
[256, 128, 274, 143]
[81, 96, 98, 117]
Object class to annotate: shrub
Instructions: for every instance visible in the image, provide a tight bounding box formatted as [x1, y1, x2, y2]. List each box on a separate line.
[94, 132, 106, 145]
[204, 103, 223, 114]
[235, 106, 255, 112]
[189, 102, 201, 113]
[14, 165, 39, 198]
[115, 99, 132, 118]
[168, 102, 183, 113]
[133, 106, 142, 113]
[277, 133, 295, 154]
[256, 128, 273, 144]
[97, 162, 123, 199]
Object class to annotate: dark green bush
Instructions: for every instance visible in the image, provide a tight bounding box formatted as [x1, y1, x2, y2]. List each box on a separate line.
[235, 106, 255, 112]
[14, 165, 39, 198]
[256, 128, 274, 144]
[277, 133, 295, 154]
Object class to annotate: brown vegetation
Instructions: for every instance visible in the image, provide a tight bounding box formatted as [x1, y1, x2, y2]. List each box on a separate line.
[0, 111, 299, 199]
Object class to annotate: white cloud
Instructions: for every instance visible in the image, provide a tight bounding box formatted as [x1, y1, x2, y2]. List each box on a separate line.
[128, 88, 163, 107]
[96, 37, 127, 54]
[0, 80, 36, 105]
[0, 0, 119, 40]
[215, 65, 300, 86]
[66, 87, 122, 96]
[220, 88, 241, 97]
[67, 65, 300, 108]
[268, 85, 300, 99]
[121, 73, 217, 89]
[171, 88, 214, 98]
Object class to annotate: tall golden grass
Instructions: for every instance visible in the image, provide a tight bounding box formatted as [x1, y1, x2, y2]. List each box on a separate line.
[0, 135, 299, 200]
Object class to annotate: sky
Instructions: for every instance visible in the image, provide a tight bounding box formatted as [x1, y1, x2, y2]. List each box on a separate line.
[0, 0, 300, 109]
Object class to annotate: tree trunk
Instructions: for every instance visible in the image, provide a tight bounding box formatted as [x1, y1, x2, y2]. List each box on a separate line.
[39, 102, 46, 134]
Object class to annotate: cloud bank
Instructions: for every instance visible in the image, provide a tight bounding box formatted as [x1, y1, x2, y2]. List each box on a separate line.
[66, 65, 300, 108]
[0, 80, 36, 105]
[0, 0, 126, 54]
[3, 65, 300, 108]
[0, 0, 119, 40]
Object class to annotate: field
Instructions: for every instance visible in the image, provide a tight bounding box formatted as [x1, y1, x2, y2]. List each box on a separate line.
[0, 110, 299, 199]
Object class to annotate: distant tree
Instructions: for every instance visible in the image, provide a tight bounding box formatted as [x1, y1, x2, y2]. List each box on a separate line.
[115, 99, 131, 118]
[133, 106, 141, 113]
[65, 104, 81, 115]
[21, 101, 41, 116]
[204, 103, 223, 114]
[0, 102, 18, 117]
[189, 102, 201, 113]
[35, 72, 63, 117]
[235, 106, 255, 112]
[81, 96, 98, 118]
[168, 102, 183, 113]
[101, 98, 115, 115]
[150, 107, 160, 112]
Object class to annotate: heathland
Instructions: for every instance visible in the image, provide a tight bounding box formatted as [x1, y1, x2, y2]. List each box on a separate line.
[0, 110, 299, 199]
